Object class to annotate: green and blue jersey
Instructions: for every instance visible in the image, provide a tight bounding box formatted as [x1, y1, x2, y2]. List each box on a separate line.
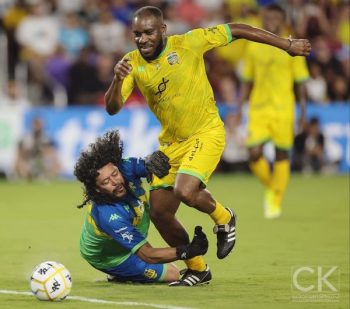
[79, 158, 150, 270]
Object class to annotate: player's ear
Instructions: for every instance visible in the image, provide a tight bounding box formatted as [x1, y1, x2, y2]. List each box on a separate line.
[161, 23, 167, 36]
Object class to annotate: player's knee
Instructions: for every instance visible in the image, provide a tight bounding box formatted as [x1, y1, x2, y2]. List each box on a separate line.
[162, 263, 180, 283]
[249, 148, 263, 162]
[150, 208, 168, 224]
[150, 207, 177, 228]
[173, 186, 196, 207]
[275, 149, 289, 161]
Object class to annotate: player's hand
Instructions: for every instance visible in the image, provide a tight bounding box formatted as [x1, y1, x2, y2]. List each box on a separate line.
[114, 57, 132, 81]
[145, 150, 171, 181]
[176, 226, 209, 260]
[190, 226, 209, 256]
[286, 38, 311, 57]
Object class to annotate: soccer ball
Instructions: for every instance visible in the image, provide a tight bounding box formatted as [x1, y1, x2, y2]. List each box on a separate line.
[30, 261, 72, 301]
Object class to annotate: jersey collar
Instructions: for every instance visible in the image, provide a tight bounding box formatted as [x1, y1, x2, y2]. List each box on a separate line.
[157, 37, 169, 59]
[147, 37, 169, 63]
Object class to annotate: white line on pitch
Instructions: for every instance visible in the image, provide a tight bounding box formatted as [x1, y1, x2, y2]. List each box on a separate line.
[0, 290, 196, 309]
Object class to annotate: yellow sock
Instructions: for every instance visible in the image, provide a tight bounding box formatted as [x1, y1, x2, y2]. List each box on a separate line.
[185, 256, 206, 271]
[249, 157, 271, 187]
[210, 201, 231, 225]
[270, 160, 290, 206]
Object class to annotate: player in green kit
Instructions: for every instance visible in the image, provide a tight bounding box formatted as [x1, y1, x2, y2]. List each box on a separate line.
[105, 6, 311, 286]
[75, 130, 209, 284]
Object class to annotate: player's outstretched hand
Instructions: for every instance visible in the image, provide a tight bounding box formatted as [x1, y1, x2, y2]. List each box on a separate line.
[287, 38, 311, 57]
[114, 57, 132, 81]
[190, 226, 209, 256]
[176, 226, 209, 260]
[145, 150, 171, 180]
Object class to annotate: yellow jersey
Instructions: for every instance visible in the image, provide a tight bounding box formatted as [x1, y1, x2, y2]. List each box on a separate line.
[121, 24, 233, 144]
[242, 41, 309, 112]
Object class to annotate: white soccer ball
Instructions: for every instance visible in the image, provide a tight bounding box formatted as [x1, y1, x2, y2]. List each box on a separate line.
[30, 261, 72, 301]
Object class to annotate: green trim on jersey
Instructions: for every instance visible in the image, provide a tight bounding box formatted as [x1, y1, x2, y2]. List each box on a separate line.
[159, 263, 168, 282]
[246, 138, 271, 148]
[150, 184, 173, 190]
[295, 77, 309, 83]
[247, 139, 292, 150]
[80, 216, 131, 269]
[224, 24, 234, 42]
[80, 201, 151, 270]
[177, 169, 206, 183]
[156, 38, 170, 59]
[131, 239, 148, 254]
[274, 144, 293, 151]
[241, 76, 253, 83]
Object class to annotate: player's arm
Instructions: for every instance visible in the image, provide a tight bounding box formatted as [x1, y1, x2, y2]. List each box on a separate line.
[136, 226, 208, 264]
[136, 243, 178, 263]
[104, 58, 132, 115]
[295, 82, 307, 131]
[228, 23, 311, 57]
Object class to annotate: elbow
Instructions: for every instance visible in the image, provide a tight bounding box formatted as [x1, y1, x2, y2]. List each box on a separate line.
[140, 255, 158, 264]
[104, 97, 120, 115]
[106, 106, 117, 116]
[136, 243, 169, 264]
[145, 257, 157, 264]
[137, 249, 162, 264]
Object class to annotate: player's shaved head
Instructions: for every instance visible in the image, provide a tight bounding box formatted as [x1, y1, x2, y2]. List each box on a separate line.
[133, 6, 163, 22]
[132, 6, 167, 61]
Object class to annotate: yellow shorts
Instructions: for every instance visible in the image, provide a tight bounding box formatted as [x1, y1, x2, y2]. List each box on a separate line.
[246, 108, 295, 150]
[150, 125, 225, 189]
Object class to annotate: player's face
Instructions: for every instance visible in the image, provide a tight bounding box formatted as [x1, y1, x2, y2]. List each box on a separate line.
[132, 15, 166, 61]
[96, 163, 126, 198]
[262, 9, 284, 34]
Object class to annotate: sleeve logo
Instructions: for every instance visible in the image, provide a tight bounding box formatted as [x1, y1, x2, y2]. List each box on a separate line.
[121, 231, 134, 243]
[114, 227, 134, 243]
[207, 26, 219, 34]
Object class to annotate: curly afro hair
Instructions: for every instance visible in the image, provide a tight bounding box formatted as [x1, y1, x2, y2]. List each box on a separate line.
[74, 129, 124, 208]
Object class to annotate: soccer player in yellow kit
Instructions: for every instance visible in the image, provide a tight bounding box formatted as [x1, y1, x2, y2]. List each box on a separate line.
[105, 6, 311, 286]
[240, 4, 310, 219]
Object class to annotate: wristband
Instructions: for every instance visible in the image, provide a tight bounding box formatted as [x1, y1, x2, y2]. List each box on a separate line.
[176, 245, 189, 260]
[285, 37, 293, 53]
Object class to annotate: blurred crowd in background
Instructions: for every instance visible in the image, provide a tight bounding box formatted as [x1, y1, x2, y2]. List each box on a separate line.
[0, 0, 349, 180]
[0, 0, 349, 108]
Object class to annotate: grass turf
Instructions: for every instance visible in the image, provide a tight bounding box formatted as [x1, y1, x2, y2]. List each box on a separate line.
[0, 174, 349, 309]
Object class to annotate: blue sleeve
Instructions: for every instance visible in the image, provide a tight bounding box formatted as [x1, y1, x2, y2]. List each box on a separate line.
[121, 158, 148, 179]
[96, 206, 147, 253]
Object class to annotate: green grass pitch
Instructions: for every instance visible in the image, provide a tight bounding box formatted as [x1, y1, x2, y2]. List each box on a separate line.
[0, 174, 349, 309]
